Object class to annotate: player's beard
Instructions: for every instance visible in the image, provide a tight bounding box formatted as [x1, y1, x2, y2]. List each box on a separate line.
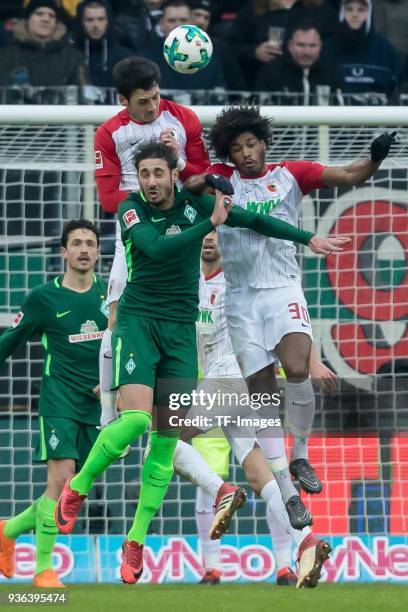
[147, 183, 173, 208]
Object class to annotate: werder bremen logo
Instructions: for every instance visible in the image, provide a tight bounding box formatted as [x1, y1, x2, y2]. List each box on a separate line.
[49, 432, 59, 450]
[184, 204, 197, 224]
[80, 320, 99, 333]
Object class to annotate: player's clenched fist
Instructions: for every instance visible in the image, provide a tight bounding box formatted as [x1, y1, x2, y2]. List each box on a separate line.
[308, 235, 350, 256]
[370, 131, 397, 163]
[205, 173, 234, 195]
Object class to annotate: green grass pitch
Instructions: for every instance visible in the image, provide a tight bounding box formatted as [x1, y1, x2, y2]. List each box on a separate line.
[0, 584, 407, 612]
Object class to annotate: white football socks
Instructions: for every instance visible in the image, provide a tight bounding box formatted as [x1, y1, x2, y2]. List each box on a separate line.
[260, 480, 310, 550]
[196, 487, 220, 571]
[286, 379, 315, 461]
[255, 404, 299, 503]
[266, 507, 293, 569]
[173, 440, 224, 498]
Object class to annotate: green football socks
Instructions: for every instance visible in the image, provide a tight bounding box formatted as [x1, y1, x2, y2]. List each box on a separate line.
[71, 410, 152, 496]
[4, 500, 38, 539]
[34, 495, 58, 575]
[4, 495, 58, 575]
[128, 430, 179, 544]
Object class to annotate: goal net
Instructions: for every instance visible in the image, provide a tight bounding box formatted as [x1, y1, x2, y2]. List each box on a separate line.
[0, 105, 407, 583]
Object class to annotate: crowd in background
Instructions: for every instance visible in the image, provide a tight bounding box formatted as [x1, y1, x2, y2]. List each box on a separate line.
[0, 0, 407, 105]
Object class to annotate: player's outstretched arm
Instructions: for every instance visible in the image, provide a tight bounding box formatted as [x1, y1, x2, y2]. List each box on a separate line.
[0, 292, 42, 363]
[321, 131, 397, 187]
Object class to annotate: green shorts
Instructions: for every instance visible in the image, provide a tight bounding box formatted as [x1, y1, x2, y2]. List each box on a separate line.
[112, 315, 198, 398]
[33, 416, 99, 469]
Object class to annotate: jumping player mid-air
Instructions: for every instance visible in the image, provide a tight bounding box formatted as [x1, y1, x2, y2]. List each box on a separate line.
[94, 56, 210, 428]
[185, 107, 396, 522]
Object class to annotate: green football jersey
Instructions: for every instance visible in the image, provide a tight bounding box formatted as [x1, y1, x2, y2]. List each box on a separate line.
[0, 275, 108, 424]
[118, 189, 314, 323]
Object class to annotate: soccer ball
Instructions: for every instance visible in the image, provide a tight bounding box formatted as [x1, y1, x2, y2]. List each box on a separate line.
[163, 25, 213, 74]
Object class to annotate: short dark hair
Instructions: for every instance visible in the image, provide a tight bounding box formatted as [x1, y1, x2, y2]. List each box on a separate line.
[287, 20, 322, 42]
[162, 0, 191, 13]
[61, 220, 100, 248]
[209, 106, 273, 161]
[134, 141, 178, 171]
[113, 56, 161, 100]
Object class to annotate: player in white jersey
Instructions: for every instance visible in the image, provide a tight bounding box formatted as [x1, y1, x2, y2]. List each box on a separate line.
[179, 230, 335, 588]
[95, 56, 210, 426]
[196, 231, 297, 586]
[185, 107, 396, 521]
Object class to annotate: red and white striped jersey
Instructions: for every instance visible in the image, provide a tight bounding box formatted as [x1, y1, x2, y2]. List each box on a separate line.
[209, 160, 325, 290]
[95, 99, 210, 213]
[197, 269, 241, 378]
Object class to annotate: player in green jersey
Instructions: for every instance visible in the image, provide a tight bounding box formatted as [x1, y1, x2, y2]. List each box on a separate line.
[0, 220, 107, 588]
[55, 142, 348, 584]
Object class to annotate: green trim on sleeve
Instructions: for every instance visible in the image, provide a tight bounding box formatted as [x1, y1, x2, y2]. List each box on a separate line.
[125, 239, 133, 282]
[41, 333, 51, 376]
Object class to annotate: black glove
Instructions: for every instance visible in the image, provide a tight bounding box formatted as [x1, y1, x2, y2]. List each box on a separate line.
[205, 173, 234, 195]
[370, 131, 397, 163]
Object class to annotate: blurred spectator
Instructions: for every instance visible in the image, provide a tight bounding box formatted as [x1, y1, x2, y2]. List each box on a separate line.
[114, 0, 164, 52]
[256, 23, 343, 102]
[189, 0, 247, 91]
[324, 0, 397, 103]
[374, 0, 408, 60]
[142, 0, 226, 91]
[72, 0, 131, 87]
[0, 0, 87, 86]
[227, 0, 337, 88]
[24, 0, 82, 17]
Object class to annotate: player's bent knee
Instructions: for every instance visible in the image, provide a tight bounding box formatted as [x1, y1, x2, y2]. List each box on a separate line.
[284, 363, 309, 380]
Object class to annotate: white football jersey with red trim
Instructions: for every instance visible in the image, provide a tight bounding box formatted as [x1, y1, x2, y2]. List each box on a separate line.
[209, 160, 325, 290]
[197, 269, 241, 378]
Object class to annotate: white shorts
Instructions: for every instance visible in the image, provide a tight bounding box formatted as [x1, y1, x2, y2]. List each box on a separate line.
[106, 221, 128, 306]
[225, 285, 313, 379]
[187, 377, 257, 466]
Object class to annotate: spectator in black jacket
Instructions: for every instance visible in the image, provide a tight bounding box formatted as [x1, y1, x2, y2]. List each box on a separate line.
[227, 0, 337, 88]
[0, 0, 86, 87]
[73, 0, 132, 87]
[256, 22, 343, 102]
[324, 0, 397, 104]
[189, 0, 247, 91]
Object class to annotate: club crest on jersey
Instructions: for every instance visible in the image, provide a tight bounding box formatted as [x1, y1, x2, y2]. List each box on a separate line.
[123, 209, 140, 229]
[95, 150, 103, 169]
[166, 224, 181, 235]
[210, 291, 217, 305]
[184, 204, 197, 224]
[49, 432, 59, 450]
[267, 183, 278, 193]
[12, 311, 24, 328]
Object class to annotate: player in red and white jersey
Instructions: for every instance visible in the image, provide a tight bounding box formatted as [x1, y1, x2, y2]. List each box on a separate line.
[185, 107, 396, 516]
[95, 56, 210, 426]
